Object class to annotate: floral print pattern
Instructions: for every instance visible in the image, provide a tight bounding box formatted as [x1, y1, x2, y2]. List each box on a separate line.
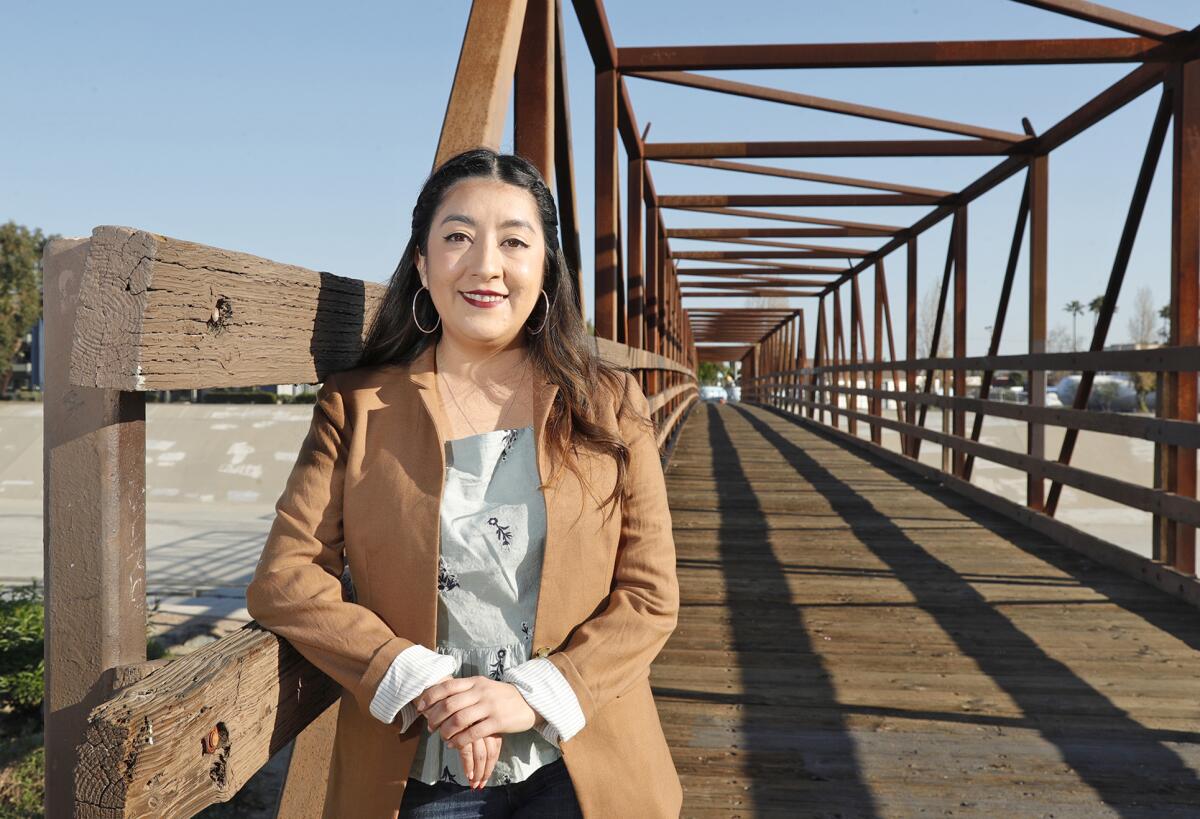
[489, 647, 507, 680]
[498, 427, 520, 463]
[487, 516, 514, 547]
[408, 424, 560, 789]
[437, 556, 460, 592]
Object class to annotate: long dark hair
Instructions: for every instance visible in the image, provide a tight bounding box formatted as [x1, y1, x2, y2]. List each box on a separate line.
[357, 148, 647, 519]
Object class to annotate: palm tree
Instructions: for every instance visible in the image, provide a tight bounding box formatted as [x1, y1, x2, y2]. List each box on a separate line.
[1087, 294, 1117, 331]
[1064, 300, 1085, 351]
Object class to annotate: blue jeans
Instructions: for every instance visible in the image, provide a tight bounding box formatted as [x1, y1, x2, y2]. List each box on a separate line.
[398, 757, 584, 818]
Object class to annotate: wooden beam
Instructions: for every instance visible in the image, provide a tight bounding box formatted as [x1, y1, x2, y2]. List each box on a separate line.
[680, 281, 830, 289]
[553, 0, 583, 313]
[905, 238, 918, 456]
[45, 238, 148, 817]
[1167, 60, 1200, 574]
[667, 226, 894, 238]
[849, 276, 862, 436]
[630, 71, 1027, 142]
[595, 67, 619, 340]
[514, 0, 555, 181]
[660, 157, 952, 197]
[617, 76, 644, 157]
[676, 265, 848, 275]
[815, 296, 828, 422]
[872, 262, 884, 443]
[659, 193, 942, 206]
[672, 236, 887, 252]
[570, 0, 616, 69]
[435, 0, 528, 168]
[76, 627, 341, 817]
[618, 37, 1174, 71]
[664, 206, 901, 232]
[952, 207, 968, 477]
[628, 157, 645, 348]
[1009, 0, 1184, 40]
[682, 290, 821, 298]
[681, 276, 836, 287]
[1029, 159, 1048, 510]
[646, 139, 1016, 159]
[645, 196, 660, 393]
[69, 227, 378, 391]
[674, 249, 870, 260]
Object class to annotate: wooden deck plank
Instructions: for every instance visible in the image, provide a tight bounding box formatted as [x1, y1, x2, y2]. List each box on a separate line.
[654, 402, 1200, 818]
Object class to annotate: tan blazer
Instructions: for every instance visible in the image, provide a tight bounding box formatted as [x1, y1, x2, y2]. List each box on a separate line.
[245, 341, 683, 818]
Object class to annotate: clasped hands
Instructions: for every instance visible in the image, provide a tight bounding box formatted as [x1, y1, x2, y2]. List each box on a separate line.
[403, 673, 546, 789]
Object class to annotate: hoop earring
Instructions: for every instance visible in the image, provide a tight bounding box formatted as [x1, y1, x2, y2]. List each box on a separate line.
[412, 286, 441, 334]
[526, 289, 550, 335]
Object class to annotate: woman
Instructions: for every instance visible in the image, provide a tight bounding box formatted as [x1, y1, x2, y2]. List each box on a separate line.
[245, 148, 683, 818]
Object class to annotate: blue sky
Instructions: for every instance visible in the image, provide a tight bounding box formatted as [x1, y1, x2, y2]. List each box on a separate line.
[6, 1, 1197, 362]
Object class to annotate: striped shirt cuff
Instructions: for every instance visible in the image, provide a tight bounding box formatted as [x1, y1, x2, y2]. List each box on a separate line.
[369, 644, 460, 732]
[502, 657, 586, 746]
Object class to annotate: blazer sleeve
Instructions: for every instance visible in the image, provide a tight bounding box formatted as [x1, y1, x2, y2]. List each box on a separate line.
[544, 371, 681, 725]
[245, 372, 417, 722]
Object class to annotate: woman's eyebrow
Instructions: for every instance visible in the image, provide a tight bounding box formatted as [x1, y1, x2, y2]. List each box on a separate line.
[438, 214, 532, 232]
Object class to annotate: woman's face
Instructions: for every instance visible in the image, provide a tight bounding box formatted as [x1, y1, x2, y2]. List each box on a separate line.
[415, 177, 546, 351]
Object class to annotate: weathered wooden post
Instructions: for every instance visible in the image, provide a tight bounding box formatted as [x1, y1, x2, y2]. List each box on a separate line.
[43, 236, 148, 819]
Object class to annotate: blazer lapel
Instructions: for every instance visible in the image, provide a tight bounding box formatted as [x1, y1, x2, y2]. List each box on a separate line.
[529, 363, 564, 657]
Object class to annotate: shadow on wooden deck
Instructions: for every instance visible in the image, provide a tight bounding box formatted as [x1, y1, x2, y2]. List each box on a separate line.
[655, 401, 1200, 818]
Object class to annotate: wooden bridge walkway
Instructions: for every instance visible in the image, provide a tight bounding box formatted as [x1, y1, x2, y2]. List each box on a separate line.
[654, 401, 1200, 818]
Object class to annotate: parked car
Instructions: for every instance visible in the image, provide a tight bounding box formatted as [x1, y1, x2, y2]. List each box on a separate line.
[1054, 373, 1138, 411]
[699, 385, 728, 403]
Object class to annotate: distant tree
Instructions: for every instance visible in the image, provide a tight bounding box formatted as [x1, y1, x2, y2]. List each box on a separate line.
[0, 222, 56, 396]
[1158, 304, 1171, 343]
[1047, 325, 1074, 353]
[1086, 294, 1116, 335]
[1063, 300, 1085, 351]
[1131, 370, 1156, 412]
[918, 285, 951, 358]
[1126, 286, 1157, 346]
[1046, 325, 1074, 384]
[1091, 379, 1123, 411]
[697, 361, 720, 385]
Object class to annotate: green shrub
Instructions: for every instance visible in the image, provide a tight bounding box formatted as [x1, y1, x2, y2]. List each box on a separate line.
[0, 729, 43, 819]
[0, 584, 184, 817]
[0, 585, 43, 716]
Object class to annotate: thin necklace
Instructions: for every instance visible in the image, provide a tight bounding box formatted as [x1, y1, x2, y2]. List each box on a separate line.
[436, 345, 532, 436]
